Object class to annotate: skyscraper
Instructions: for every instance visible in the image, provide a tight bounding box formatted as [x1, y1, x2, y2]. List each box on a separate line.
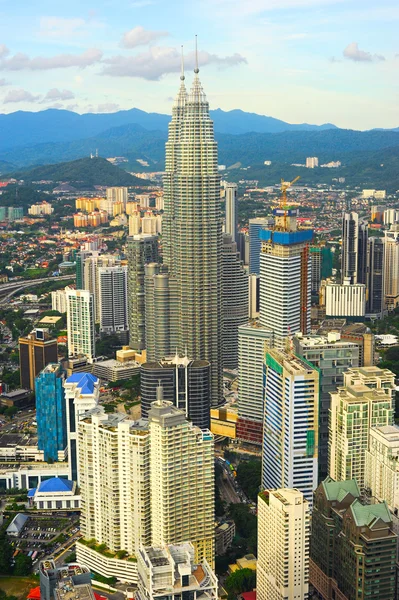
[383, 226, 399, 310]
[126, 234, 159, 351]
[154, 53, 223, 405]
[149, 395, 214, 566]
[35, 364, 66, 462]
[237, 323, 272, 446]
[221, 234, 248, 370]
[366, 236, 385, 316]
[365, 424, 399, 512]
[258, 488, 310, 600]
[259, 208, 313, 348]
[140, 354, 210, 429]
[249, 217, 272, 275]
[98, 265, 129, 341]
[77, 408, 151, 582]
[341, 212, 368, 285]
[82, 254, 120, 323]
[294, 332, 359, 480]
[341, 211, 359, 283]
[144, 263, 176, 361]
[262, 349, 319, 506]
[19, 328, 58, 390]
[225, 182, 238, 242]
[77, 389, 215, 582]
[64, 372, 99, 482]
[329, 366, 395, 490]
[66, 289, 95, 360]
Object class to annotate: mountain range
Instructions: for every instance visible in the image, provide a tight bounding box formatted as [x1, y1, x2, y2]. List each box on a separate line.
[0, 107, 339, 152]
[0, 107, 398, 172]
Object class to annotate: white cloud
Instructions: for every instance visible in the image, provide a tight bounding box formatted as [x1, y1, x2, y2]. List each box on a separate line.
[121, 26, 168, 48]
[102, 46, 246, 80]
[0, 48, 103, 70]
[343, 42, 385, 62]
[0, 44, 9, 58]
[42, 88, 75, 102]
[3, 88, 40, 103]
[0, 78, 9, 86]
[96, 102, 120, 112]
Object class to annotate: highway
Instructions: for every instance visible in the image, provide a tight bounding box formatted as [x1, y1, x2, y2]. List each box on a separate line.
[0, 274, 75, 304]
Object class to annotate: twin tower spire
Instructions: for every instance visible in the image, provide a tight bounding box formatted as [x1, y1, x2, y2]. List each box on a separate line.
[174, 36, 206, 108]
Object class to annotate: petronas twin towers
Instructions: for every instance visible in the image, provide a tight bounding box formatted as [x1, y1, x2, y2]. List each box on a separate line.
[146, 51, 223, 406]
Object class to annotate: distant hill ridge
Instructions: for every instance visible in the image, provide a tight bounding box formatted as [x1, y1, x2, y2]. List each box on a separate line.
[0, 107, 340, 152]
[12, 157, 149, 187]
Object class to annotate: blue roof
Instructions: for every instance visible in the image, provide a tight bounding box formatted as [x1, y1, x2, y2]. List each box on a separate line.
[66, 372, 98, 394]
[27, 488, 37, 497]
[37, 478, 74, 493]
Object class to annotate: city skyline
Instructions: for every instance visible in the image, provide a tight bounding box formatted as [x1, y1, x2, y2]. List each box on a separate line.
[0, 0, 397, 130]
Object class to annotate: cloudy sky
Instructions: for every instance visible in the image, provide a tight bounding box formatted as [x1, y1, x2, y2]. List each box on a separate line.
[0, 0, 397, 129]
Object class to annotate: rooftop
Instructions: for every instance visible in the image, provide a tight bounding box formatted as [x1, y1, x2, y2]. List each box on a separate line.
[65, 372, 98, 394]
[350, 499, 392, 528]
[322, 476, 360, 502]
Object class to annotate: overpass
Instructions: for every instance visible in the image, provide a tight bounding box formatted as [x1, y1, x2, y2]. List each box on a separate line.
[0, 274, 76, 305]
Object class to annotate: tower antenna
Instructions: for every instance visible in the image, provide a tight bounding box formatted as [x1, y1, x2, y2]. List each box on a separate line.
[180, 45, 185, 81]
[194, 35, 199, 74]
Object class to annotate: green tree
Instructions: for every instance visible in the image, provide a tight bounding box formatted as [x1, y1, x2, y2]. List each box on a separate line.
[13, 553, 33, 576]
[0, 529, 13, 574]
[4, 406, 19, 418]
[236, 460, 261, 502]
[225, 568, 256, 600]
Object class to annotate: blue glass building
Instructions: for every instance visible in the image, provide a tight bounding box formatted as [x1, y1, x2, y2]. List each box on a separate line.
[35, 364, 67, 462]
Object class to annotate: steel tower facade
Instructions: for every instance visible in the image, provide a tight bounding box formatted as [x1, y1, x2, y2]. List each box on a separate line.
[161, 57, 223, 406]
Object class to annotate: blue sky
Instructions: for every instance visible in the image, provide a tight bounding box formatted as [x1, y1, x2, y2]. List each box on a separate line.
[0, 0, 397, 129]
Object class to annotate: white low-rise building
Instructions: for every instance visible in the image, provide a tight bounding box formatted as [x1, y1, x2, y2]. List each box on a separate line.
[28, 477, 81, 510]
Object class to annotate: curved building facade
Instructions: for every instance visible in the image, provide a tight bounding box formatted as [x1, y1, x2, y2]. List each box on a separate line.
[141, 355, 210, 430]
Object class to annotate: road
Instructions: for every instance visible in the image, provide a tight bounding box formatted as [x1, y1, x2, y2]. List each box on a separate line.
[216, 457, 250, 505]
[0, 274, 75, 304]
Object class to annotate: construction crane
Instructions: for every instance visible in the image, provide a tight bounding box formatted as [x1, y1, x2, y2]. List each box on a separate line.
[279, 176, 300, 209]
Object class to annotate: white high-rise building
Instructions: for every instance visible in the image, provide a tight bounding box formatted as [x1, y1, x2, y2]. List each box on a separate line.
[257, 488, 310, 600]
[66, 289, 95, 360]
[149, 395, 214, 566]
[237, 323, 272, 445]
[262, 349, 319, 506]
[225, 183, 238, 242]
[76, 388, 215, 582]
[129, 212, 141, 236]
[76, 408, 150, 583]
[98, 266, 128, 339]
[306, 156, 318, 168]
[51, 286, 74, 313]
[259, 209, 313, 348]
[248, 274, 259, 319]
[329, 366, 395, 490]
[365, 425, 399, 513]
[107, 186, 128, 208]
[136, 543, 217, 600]
[82, 254, 120, 323]
[64, 372, 99, 482]
[384, 227, 399, 310]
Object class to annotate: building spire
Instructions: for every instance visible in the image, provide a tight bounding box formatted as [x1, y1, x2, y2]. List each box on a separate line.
[180, 45, 185, 81]
[194, 35, 199, 74]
